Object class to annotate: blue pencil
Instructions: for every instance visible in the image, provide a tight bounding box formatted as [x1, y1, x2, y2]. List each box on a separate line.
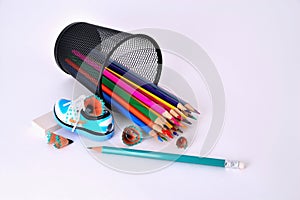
[102, 93, 163, 142]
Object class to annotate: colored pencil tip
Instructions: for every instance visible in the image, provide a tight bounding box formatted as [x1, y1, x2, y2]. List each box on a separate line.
[182, 118, 192, 125]
[194, 109, 200, 115]
[67, 139, 74, 144]
[188, 114, 197, 120]
[162, 129, 173, 139]
[167, 133, 174, 139]
[177, 128, 183, 133]
[160, 136, 168, 141]
[87, 147, 93, 149]
[173, 132, 179, 136]
[157, 136, 164, 142]
[175, 115, 182, 120]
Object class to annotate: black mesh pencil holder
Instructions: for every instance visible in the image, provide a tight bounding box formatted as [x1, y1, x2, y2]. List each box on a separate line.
[54, 22, 162, 107]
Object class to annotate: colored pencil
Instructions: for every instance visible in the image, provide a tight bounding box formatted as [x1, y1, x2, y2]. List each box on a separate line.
[88, 146, 245, 169]
[104, 68, 188, 122]
[72, 50, 187, 120]
[102, 76, 171, 128]
[105, 61, 188, 111]
[65, 58, 98, 85]
[102, 68, 180, 126]
[105, 67, 188, 120]
[105, 67, 187, 118]
[67, 55, 175, 131]
[64, 58, 98, 92]
[73, 49, 198, 114]
[102, 84, 166, 134]
[66, 50, 198, 142]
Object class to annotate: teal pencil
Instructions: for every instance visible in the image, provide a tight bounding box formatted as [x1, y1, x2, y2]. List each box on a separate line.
[88, 146, 245, 169]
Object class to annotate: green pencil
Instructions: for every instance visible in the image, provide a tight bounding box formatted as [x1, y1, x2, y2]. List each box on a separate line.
[102, 76, 170, 128]
[88, 146, 245, 169]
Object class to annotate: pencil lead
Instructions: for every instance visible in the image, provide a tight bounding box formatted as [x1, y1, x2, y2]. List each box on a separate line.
[177, 128, 183, 133]
[160, 135, 168, 141]
[164, 130, 173, 139]
[193, 109, 200, 115]
[188, 114, 197, 120]
[173, 132, 179, 136]
[158, 136, 163, 142]
[182, 118, 192, 125]
[67, 139, 74, 144]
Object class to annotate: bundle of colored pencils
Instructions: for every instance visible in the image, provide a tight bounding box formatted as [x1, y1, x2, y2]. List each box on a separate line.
[64, 50, 200, 142]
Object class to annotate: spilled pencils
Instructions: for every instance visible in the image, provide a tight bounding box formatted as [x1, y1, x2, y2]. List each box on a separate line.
[64, 49, 201, 143]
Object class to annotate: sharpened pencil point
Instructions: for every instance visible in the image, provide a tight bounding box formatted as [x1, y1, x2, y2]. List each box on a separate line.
[160, 136, 168, 141]
[182, 118, 192, 125]
[87, 146, 103, 152]
[185, 104, 200, 115]
[188, 114, 197, 120]
[194, 109, 200, 115]
[67, 139, 74, 145]
[177, 128, 183, 133]
[157, 135, 164, 142]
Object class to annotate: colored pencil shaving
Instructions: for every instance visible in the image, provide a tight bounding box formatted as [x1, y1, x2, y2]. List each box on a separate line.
[46, 131, 73, 149]
[122, 125, 143, 146]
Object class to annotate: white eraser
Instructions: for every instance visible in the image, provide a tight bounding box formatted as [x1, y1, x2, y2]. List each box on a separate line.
[238, 162, 246, 169]
[32, 111, 61, 134]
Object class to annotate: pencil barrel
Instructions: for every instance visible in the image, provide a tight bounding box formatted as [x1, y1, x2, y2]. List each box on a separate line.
[101, 146, 225, 167]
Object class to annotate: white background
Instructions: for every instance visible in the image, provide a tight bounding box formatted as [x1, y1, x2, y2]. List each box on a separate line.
[0, 0, 300, 199]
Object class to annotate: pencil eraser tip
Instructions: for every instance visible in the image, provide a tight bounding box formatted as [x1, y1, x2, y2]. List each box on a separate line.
[238, 162, 246, 169]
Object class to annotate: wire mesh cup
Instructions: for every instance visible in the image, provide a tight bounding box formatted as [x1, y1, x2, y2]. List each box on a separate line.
[54, 22, 163, 105]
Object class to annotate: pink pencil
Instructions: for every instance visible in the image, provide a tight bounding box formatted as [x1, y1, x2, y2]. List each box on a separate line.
[72, 50, 101, 71]
[103, 69, 179, 126]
